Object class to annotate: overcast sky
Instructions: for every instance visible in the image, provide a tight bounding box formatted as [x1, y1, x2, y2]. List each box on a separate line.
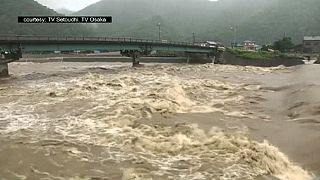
[35, 0, 101, 11]
[36, 0, 219, 11]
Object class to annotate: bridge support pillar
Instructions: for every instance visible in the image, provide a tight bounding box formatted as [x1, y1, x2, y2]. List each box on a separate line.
[186, 55, 190, 63]
[131, 51, 144, 67]
[185, 52, 212, 64]
[214, 51, 224, 64]
[0, 63, 9, 77]
[120, 50, 144, 67]
[211, 56, 216, 64]
[132, 52, 139, 67]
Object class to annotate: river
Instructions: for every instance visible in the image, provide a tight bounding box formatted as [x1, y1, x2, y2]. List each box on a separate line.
[0, 62, 319, 180]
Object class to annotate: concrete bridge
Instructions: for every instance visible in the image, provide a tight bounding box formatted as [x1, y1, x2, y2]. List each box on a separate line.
[0, 35, 221, 77]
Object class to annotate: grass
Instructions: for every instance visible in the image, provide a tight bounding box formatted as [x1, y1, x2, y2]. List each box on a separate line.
[227, 48, 302, 60]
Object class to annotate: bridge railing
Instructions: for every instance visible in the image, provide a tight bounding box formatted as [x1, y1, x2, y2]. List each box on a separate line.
[0, 35, 201, 47]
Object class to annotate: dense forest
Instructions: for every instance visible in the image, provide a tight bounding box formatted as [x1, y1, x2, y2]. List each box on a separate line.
[1, 0, 320, 45]
[76, 0, 320, 44]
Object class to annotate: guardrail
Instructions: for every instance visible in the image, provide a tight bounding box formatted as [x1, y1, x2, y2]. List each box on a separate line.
[0, 35, 203, 47]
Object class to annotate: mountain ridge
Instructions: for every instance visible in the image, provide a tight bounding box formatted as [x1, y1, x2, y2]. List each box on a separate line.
[75, 0, 320, 44]
[1, 0, 319, 45]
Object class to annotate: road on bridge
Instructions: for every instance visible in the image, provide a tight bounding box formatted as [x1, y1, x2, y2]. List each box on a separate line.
[0, 35, 222, 76]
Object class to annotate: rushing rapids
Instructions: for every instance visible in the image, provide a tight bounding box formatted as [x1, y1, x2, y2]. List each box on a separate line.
[0, 62, 315, 180]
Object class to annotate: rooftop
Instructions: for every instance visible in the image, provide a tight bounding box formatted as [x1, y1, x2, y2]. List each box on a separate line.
[243, 40, 255, 43]
[304, 36, 320, 41]
[206, 41, 218, 45]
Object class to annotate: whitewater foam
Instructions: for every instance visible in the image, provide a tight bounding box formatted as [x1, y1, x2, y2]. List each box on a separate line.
[0, 64, 311, 179]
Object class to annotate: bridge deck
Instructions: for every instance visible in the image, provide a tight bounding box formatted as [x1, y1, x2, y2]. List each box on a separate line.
[0, 35, 220, 75]
[0, 35, 218, 65]
[0, 35, 195, 46]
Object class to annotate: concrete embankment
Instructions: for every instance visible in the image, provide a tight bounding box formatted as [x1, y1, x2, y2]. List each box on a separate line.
[221, 52, 305, 67]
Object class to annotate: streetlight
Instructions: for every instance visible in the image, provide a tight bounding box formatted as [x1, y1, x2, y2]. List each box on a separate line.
[230, 26, 237, 48]
[157, 23, 161, 41]
[192, 32, 196, 44]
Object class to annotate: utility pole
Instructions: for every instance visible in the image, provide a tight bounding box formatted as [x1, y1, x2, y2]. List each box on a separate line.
[230, 26, 237, 48]
[192, 32, 196, 44]
[157, 23, 161, 41]
[234, 28, 237, 47]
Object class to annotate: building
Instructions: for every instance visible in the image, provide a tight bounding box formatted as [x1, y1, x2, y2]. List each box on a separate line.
[303, 36, 320, 53]
[205, 41, 219, 48]
[242, 40, 256, 51]
[194, 42, 207, 47]
[194, 41, 223, 48]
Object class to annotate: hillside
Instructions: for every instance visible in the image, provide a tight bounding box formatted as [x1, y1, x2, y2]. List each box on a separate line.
[76, 0, 320, 44]
[75, 0, 224, 40]
[0, 0, 91, 36]
[1, 0, 319, 45]
[56, 8, 74, 15]
[222, 0, 320, 44]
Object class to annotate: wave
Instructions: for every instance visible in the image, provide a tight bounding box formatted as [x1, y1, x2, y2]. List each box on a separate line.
[0, 64, 312, 179]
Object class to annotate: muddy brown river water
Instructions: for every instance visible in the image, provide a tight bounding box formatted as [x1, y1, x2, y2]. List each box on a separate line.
[0, 62, 319, 180]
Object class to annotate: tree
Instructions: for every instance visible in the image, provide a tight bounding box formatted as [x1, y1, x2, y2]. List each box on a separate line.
[272, 37, 294, 52]
[261, 44, 272, 51]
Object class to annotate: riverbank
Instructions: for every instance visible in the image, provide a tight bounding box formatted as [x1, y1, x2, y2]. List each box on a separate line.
[221, 50, 305, 67]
